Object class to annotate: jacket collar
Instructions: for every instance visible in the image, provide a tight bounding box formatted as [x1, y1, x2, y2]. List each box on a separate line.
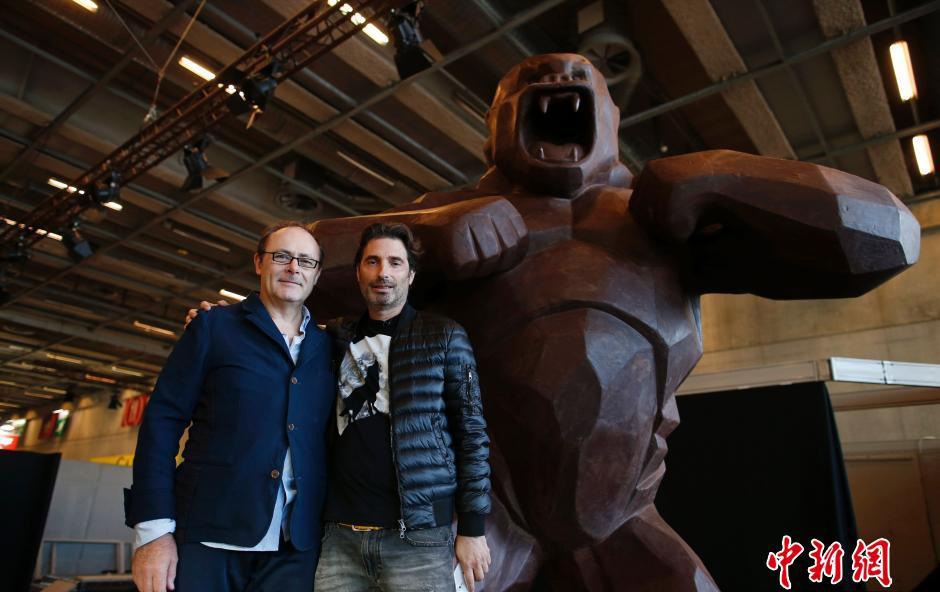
[394, 303, 416, 337]
[242, 292, 293, 363]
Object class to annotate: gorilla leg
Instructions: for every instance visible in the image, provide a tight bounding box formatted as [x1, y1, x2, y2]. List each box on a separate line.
[478, 308, 659, 548]
[550, 505, 718, 592]
[479, 442, 543, 592]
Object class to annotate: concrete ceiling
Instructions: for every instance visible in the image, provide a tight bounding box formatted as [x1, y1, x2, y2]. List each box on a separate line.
[0, 0, 938, 414]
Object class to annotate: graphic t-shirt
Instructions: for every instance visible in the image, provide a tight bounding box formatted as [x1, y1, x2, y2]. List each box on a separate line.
[323, 313, 401, 527]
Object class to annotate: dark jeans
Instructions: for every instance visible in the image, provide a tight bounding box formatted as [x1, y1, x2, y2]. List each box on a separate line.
[173, 539, 317, 592]
[314, 522, 456, 591]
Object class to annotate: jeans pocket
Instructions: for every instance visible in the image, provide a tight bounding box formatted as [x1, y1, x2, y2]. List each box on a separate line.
[321, 521, 337, 542]
[403, 525, 453, 547]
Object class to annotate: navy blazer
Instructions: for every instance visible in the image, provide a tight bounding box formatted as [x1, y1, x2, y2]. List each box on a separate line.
[124, 294, 334, 552]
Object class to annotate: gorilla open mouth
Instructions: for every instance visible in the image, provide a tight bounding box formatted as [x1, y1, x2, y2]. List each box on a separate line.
[522, 84, 595, 164]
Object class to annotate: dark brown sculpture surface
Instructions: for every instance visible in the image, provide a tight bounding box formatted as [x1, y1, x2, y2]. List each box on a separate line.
[310, 53, 919, 591]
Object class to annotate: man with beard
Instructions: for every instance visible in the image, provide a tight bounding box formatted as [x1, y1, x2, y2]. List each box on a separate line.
[187, 222, 492, 591]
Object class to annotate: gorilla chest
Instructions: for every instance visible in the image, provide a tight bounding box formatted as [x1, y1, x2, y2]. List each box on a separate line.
[443, 191, 702, 362]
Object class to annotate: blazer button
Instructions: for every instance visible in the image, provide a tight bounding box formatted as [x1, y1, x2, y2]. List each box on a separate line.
[288, 423, 295, 431]
[271, 469, 280, 479]
[291, 377, 298, 385]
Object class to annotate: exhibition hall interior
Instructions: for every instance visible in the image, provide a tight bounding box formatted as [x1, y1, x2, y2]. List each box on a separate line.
[0, 0, 938, 590]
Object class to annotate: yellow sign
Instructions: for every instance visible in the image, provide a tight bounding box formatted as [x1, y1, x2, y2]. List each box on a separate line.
[89, 454, 134, 466]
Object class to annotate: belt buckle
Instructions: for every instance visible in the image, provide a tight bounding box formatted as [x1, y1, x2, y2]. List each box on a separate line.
[343, 523, 381, 532]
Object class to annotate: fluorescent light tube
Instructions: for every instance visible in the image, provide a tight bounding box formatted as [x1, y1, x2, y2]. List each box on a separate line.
[72, 0, 98, 12]
[912, 134, 934, 175]
[179, 56, 216, 81]
[889, 41, 917, 101]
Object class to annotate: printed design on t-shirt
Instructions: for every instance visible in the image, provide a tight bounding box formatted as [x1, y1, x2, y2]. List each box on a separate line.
[337, 335, 391, 435]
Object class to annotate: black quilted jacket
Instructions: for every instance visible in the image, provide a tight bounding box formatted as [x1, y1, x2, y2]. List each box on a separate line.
[326, 304, 491, 537]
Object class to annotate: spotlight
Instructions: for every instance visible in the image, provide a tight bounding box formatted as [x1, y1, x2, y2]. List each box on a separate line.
[181, 136, 227, 191]
[182, 135, 211, 191]
[86, 171, 123, 212]
[389, 2, 432, 80]
[222, 62, 281, 127]
[108, 393, 122, 410]
[62, 220, 94, 262]
[241, 61, 281, 113]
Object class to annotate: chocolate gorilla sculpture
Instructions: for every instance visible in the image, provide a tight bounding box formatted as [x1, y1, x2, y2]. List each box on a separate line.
[310, 54, 919, 590]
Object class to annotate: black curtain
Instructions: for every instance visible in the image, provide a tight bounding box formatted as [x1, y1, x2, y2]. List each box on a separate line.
[656, 381, 863, 591]
[0, 450, 61, 592]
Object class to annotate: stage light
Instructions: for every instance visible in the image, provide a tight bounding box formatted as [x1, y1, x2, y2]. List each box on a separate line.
[62, 220, 94, 262]
[72, 0, 98, 12]
[389, 2, 432, 80]
[179, 56, 216, 81]
[328, 0, 389, 45]
[182, 135, 212, 191]
[912, 134, 934, 175]
[111, 366, 144, 377]
[889, 41, 917, 102]
[108, 393, 123, 409]
[219, 288, 247, 301]
[223, 62, 281, 127]
[86, 171, 123, 212]
[42, 387, 67, 395]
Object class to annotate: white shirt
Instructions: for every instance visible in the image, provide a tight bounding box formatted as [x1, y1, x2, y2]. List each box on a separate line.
[134, 307, 310, 551]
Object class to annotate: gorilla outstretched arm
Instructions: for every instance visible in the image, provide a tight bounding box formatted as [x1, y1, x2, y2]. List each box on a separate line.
[629, 150, 920, 299]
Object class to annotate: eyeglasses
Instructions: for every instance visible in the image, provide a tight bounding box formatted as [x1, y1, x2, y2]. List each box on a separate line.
[261, 251, 320, 269]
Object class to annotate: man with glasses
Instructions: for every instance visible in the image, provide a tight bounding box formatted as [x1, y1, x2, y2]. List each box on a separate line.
[125, 221, 335, 592]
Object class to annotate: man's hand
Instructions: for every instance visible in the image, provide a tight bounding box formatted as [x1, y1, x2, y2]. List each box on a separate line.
[455, 535, 490, 592]
[132, 533, 178, 592]
[418, 197, 528, 281]
[183, 299, 229, 329]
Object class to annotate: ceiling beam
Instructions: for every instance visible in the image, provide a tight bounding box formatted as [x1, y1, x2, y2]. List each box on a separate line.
[257, 0, 487, 162]
[0, 0, 199, 187]
[660, 0, 795, 158]
[812, 0, 913, 197]
[620, 1, 940, 132]
[0, 309, 171, 358]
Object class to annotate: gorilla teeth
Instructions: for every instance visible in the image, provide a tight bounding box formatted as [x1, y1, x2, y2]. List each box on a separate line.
[530, 141, 583, 162]
[538, 92, 581, 114]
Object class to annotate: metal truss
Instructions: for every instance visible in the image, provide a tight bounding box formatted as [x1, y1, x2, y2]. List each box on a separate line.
[0, 0, 405, 249]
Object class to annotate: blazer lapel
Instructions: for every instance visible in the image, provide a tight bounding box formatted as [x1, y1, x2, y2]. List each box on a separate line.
[296, 325, 328, 370]
[242, 293, 293, 362]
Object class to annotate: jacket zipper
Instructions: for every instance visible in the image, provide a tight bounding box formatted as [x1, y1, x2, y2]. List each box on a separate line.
[388, 341, 407, 539]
